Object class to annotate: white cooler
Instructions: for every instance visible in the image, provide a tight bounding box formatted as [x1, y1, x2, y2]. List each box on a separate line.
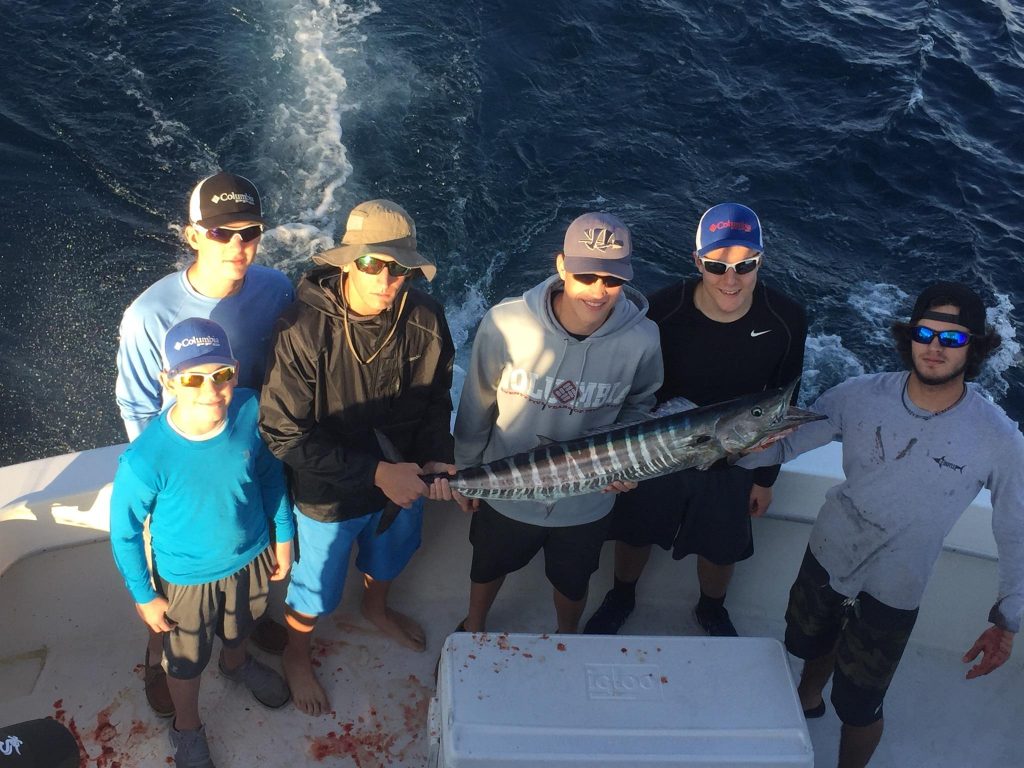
[429, 633, 813, 768]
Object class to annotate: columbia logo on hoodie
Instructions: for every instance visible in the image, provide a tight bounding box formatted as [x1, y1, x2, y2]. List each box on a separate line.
[500, 367, 631, 413]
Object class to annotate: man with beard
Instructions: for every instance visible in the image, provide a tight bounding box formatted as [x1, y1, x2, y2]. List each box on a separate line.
[738, 281, 1024, 768]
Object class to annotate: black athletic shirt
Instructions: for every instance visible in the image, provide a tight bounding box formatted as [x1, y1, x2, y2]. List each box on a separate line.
[647, 278, 808, 486]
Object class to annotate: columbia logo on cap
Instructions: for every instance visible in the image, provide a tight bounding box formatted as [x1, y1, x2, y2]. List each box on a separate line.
[211, 192, 255, 205]
[174, 335, 221, 351]
[708, 220, 753, 233]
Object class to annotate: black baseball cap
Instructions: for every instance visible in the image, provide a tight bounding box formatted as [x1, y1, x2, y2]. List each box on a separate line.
[910, 281, 986, 335]
[188, 172, 264, 228]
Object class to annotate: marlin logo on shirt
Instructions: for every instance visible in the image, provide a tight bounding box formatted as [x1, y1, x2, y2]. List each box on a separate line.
[933, 456, 965, 473]
[0, 735, 23, 756]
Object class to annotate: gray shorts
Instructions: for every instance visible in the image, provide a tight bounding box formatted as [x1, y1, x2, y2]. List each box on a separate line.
[157, 548, 273, 680]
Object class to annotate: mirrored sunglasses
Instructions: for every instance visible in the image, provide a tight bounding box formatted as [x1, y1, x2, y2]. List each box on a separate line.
[354, 255, 415, 277]
[572, 273, 627, 288]
[698, 253, 761, 276]
[175, 365, 237, 388]
[195, 224, 264, 243]
[911, 326, 971, 348]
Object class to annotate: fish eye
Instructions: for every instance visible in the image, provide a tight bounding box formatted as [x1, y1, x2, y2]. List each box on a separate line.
[751, 407, 764, 418]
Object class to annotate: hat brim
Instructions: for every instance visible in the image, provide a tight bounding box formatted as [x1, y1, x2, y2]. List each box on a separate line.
[313, 243, 437, 282]
[561, 255, 633, 281]
[167, 355, 239, 377]
[195, 212, 266, 228]
[696, 238, 763, 257]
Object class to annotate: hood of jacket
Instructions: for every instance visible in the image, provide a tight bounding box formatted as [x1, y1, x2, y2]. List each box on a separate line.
[522, 274, 651, 341]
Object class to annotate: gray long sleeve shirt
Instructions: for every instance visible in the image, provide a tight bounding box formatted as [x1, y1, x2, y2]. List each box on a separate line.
[738, 371, 1024, 632]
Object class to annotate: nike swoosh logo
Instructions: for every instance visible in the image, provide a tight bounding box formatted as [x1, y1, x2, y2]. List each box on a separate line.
[750, 329, 772, 338]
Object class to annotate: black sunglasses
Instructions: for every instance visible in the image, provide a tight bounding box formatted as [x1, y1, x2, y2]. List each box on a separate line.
[697, 253, 761, 276]
[572, 273, 627, 288]
[911, 325, 971, 348]
[354, 255, 415, 277]
[197, 224, 264, 243]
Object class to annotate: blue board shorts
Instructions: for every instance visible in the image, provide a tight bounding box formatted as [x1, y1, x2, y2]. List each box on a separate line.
[286, 499, 424, 618]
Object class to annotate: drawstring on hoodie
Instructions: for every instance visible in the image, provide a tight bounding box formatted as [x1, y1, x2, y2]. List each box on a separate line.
[342, 284, 409, 365]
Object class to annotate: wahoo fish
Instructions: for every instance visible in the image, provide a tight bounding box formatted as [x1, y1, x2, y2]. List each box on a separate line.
[419, 378, 822, 503]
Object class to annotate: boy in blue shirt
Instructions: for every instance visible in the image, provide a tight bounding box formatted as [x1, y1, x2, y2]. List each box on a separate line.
[110, 318, 294, 768]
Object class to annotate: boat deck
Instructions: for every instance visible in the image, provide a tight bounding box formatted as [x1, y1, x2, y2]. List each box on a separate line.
[1, 503, 1021, 767]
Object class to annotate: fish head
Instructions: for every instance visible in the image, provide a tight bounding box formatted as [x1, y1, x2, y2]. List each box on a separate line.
[714, 379, 825, 454]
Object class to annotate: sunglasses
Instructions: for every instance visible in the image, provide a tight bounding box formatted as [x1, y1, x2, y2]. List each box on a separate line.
[195, 224, 264, 243]
[697, 253, 761, 276]
[910, 326, 971, 348]
[354, 255, 415, 277]
[572, 273, 627, 288]
[174, 365, 237, 388]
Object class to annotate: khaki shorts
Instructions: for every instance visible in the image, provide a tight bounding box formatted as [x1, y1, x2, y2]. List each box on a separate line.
[157, 548, 273, 680]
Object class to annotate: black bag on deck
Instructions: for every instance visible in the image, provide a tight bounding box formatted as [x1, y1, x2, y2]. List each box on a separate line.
[0, 718, 79, 768]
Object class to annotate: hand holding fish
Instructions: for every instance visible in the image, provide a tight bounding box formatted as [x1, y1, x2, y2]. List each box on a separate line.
[422, 462, 458, 502]
[745, 427, 797, 454]
[374, 460, 429, 508]
[602, 480, 638, 494]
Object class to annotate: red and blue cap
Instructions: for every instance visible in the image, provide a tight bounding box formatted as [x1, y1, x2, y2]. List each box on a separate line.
[695, 203, 763, 256]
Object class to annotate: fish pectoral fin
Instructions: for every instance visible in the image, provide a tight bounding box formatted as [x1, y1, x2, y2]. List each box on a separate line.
[535, 434, 557, 446]
[695, 460, 718, 471]
[651, 396, 699, 418]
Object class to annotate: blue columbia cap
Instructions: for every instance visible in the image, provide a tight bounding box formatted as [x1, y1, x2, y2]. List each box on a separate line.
[163, 318, 236, 376]
[695, 203, 763, 256]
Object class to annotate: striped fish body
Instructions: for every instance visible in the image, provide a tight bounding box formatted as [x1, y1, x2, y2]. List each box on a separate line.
[443, 379, 822, 502]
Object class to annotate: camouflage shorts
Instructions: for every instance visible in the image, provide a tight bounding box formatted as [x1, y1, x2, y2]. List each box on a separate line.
[784, 547, 919, 726]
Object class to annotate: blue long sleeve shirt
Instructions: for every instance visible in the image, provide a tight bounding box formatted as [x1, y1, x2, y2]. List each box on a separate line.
[109, 389, 295, 604]
[115, 264, 294, 439]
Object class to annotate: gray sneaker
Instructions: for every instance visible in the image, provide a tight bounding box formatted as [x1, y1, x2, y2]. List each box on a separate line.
[169, 724, 215, 768]
[219, 653, 291, 708]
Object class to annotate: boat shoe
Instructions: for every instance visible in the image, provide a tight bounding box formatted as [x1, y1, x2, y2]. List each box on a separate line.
[169, 723, 215, 768]
[144, 647, 175, 718]
[218, 653, 291, 708]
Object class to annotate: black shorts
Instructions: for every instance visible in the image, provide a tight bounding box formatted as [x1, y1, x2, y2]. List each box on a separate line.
[608, 465, 755, 565]
[784, 547, 919, 727]
[469, 502, 612, 602]
[157, 548, 273, 680]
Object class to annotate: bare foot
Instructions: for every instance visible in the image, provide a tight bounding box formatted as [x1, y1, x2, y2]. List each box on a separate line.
[282, 644, 329, 716]
[361, 605, 426, 651]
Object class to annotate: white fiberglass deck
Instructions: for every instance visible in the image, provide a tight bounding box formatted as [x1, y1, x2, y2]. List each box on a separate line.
[1, 447, 1021, 767]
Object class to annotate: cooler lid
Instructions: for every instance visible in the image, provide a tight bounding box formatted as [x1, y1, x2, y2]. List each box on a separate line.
[437, 633, 812, 766]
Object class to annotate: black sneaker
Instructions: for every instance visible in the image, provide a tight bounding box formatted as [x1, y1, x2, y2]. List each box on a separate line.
[693, 603, 738, 637]
[583, 589, 634, 635]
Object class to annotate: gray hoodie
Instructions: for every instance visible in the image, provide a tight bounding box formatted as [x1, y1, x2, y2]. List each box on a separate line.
[455, 274, 663, 526]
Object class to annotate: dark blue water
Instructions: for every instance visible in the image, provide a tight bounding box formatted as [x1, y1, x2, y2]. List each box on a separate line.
[1, 0, 1021, 465]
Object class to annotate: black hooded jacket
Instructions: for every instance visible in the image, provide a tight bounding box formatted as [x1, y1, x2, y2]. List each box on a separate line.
[258, 265, 455, 522]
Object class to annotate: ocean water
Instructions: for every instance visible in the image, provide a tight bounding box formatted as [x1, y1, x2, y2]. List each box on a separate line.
[0, 0, 1021, 466]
